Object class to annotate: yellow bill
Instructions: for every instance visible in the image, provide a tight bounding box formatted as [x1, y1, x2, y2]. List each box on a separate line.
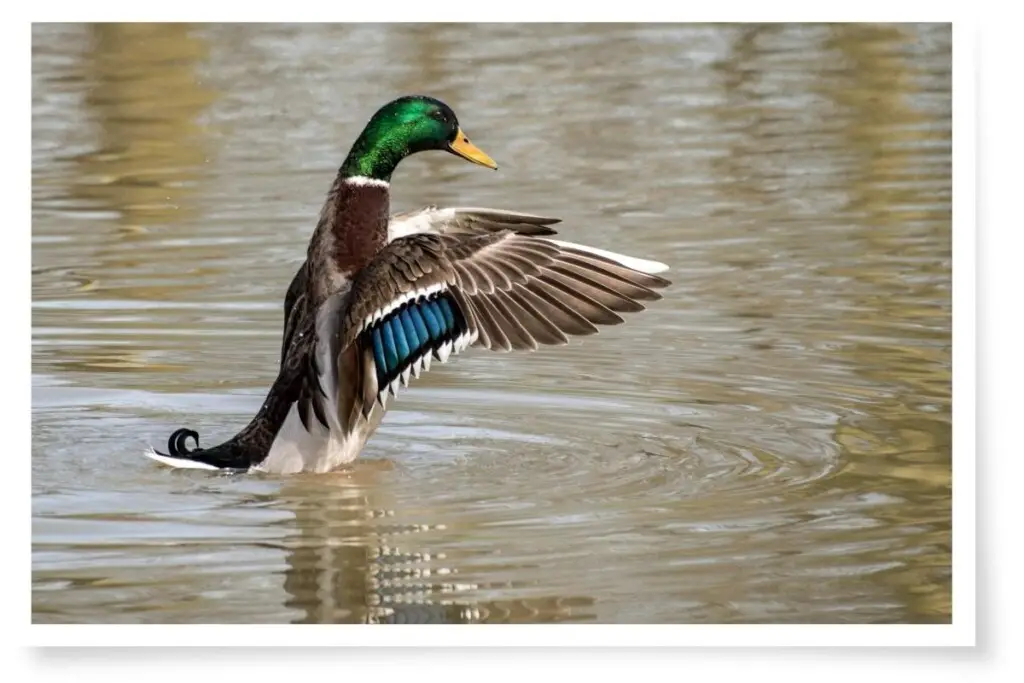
[448, 128, 498, 169]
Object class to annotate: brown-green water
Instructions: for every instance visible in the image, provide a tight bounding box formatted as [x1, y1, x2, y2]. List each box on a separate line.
[31, 23, 951, 623]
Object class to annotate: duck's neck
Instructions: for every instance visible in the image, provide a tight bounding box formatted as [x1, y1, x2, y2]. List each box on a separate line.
[307, 174, 391, 304]
[338, 118, 407, 182]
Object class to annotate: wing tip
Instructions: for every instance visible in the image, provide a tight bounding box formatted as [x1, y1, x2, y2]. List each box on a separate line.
[643, 260, 671, 274]
[547, 239, 670, 275]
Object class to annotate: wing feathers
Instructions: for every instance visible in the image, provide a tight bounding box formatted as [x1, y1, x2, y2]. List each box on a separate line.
[517, 281, 599, 337]
[484, 293, 539, 351]
[334, 226, 669, 415]
[536, 271, 625, 327]
[470, 292, 514, 351]
[547, 263, 648, 312]
[505, 288, 570, 346]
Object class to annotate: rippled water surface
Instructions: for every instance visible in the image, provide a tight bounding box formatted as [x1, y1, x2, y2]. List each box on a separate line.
[32, 23, 952, 623]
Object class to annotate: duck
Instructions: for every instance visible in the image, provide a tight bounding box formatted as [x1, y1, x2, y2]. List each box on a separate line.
[146, 95, 671, 474]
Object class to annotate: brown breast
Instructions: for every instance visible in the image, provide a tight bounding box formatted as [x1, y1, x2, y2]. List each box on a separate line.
[307, 178, 391, 304]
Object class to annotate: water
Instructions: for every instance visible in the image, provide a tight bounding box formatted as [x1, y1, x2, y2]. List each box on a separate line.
[31, 23, 952, 623]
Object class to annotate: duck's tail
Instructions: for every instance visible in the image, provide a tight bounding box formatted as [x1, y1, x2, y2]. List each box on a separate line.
[144, 428, 250, 472]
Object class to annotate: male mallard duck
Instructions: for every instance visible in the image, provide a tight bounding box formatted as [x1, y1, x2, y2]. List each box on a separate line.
[147, 95, 670, 474]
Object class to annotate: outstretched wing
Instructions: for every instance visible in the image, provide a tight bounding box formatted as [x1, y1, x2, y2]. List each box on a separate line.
[333, 230, 670, 417]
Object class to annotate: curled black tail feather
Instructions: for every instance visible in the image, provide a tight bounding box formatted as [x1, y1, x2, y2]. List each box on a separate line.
[168, 428, 201, 457]
[152, 427, 253, 471]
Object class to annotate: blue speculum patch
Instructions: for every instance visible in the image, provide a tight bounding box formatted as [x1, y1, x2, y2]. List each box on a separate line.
[366, 290, 468, 392]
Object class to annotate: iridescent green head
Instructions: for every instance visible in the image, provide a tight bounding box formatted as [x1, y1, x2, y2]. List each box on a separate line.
[339, 95, 497, 181]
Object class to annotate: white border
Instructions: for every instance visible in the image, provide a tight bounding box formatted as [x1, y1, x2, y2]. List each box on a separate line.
[949, 18, 976, 650]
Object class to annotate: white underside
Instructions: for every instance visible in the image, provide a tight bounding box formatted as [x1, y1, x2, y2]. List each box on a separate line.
[255, 402, 370, 474]
[546, 239, 670, 274]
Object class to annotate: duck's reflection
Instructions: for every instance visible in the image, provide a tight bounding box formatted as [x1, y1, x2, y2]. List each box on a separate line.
[274, 461, 594, 624]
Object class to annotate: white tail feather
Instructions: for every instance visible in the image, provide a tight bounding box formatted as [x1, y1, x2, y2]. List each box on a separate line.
[144, 447, 225, 471]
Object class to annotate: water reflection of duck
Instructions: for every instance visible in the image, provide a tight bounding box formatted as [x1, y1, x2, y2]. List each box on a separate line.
[148, 95, 670, 473]
[278, 466, 595, 624]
